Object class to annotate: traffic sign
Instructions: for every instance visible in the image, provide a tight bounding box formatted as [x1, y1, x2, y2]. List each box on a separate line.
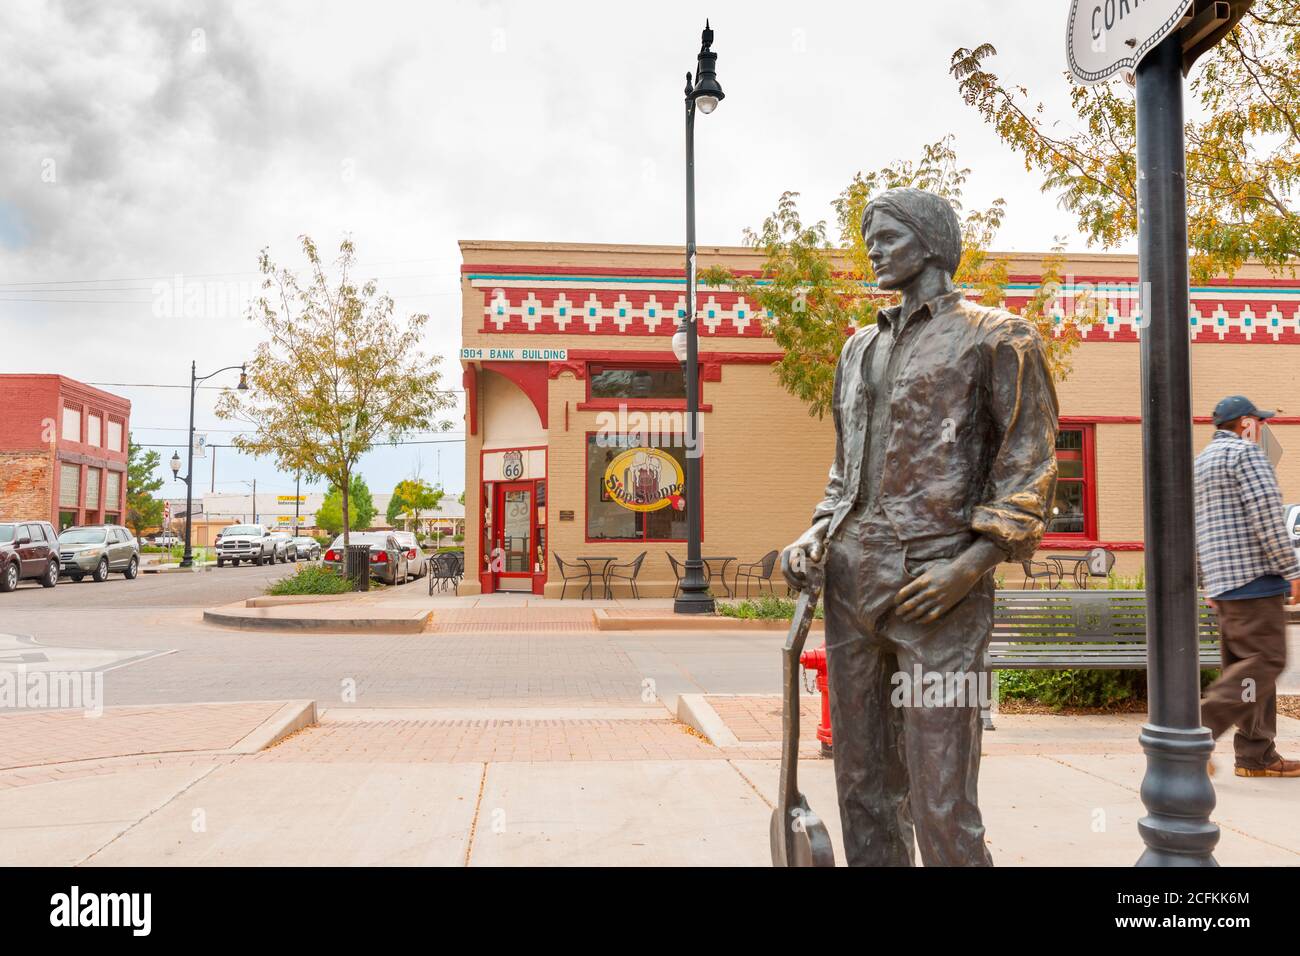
[1068, 1, 1255, 85]
[1067, 0, 1193, 85]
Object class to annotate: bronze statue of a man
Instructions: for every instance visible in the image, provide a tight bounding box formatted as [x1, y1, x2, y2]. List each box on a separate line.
[782, 187, 1059, 866]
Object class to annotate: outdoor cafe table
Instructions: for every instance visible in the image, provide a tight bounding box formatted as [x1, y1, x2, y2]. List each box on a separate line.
[576, 556, 617, 600]
[702, 556, 737, 598]
[1045, 554, 1089, 589]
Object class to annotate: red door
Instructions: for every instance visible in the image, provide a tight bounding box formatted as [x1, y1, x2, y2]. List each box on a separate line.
[493, 482, 535, 592]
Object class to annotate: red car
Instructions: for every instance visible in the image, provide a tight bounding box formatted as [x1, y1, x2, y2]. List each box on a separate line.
[0, 520, 60, 592]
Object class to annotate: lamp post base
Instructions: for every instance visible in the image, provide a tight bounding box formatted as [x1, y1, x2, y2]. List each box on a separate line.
[1135, 723, 1220, 866]
[674, 562, 715, 614]
[673, 589, 715, 614]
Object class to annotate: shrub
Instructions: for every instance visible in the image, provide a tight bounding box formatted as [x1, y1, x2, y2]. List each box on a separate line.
[266, 564, 350, 596]
[717, 594, 823, 620]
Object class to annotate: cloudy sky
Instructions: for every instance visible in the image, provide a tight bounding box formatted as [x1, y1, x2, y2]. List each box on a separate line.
[0, 0, 1119, 500]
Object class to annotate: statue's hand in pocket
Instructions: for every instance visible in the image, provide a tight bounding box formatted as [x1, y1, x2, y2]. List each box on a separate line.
[895, 554, 979, 624]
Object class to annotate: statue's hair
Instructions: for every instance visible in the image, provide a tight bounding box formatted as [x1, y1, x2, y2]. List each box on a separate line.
[860, 187, 963, 278]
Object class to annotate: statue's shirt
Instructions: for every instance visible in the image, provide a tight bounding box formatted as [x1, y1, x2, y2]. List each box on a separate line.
[813, 290, 1060, 561]
[859, 301, 925, 513]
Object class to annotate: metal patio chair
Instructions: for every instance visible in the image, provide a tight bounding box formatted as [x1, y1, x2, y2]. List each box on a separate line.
[734, 549, 779, 598]
[1020, 557, 1062, 590]
[604, 551, 647, 599]
[665, 552, 685, 597]
[552, 553, 592, 600]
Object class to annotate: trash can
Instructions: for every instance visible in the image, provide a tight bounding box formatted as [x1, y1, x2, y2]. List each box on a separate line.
[344, 543, 371, 592]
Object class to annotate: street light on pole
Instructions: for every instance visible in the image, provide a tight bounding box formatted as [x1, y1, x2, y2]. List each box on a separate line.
[173, 361, 247, 568]
[672, 20, 724, 615]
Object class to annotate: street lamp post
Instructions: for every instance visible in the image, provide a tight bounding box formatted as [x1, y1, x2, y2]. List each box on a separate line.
[172, 361, 247, 568]
[1133, 30, 1219, 867]
[672, 20, 724, 615]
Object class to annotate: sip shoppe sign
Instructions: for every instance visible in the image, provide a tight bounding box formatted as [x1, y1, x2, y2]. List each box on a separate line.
[1068, 0, 1254, 84]
[603, 447, 685, 513]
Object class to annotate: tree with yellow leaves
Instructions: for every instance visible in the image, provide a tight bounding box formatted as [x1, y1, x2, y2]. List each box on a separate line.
[951, 1, 1299, 282]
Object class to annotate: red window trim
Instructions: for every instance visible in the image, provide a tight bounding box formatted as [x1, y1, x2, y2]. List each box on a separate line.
[584, 361, 702, 410]
[583, 430, 702, 544]
[1047, 424, 1097, 540]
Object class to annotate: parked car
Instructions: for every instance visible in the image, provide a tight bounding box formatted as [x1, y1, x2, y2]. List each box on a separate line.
[323, 532, 410, 585]
[215, 524, 277, 567]
[57, 525, 140, 582]
[392, 531, 426, 579]
[0, 520, 60, 591]
[267, 532, 297, 563]
[290, 536, 322, 561]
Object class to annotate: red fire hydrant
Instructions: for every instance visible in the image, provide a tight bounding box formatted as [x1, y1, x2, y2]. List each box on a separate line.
[799, 645, 833, 757]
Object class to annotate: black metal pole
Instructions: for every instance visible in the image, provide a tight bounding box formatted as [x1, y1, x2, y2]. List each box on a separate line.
[1134, 32, 1219, 866]
[674, 78, 714, 615]
[180, 361, 196, 569]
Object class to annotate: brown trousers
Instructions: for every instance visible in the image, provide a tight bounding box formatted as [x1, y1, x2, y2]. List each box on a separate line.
[1201, 594, 1288, 770]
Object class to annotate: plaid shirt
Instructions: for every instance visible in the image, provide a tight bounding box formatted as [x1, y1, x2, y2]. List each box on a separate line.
[1194, 429, 1300, 597]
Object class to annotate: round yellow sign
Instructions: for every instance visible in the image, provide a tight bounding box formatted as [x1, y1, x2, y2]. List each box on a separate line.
[603, 447, 685, 513]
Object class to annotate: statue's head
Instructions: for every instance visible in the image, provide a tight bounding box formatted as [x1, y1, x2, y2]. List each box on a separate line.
[860, 188, 962, 292]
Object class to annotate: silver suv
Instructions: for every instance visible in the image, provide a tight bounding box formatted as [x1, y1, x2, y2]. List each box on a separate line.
[58, 525, 140, 582]
[215, 524, 277, 567]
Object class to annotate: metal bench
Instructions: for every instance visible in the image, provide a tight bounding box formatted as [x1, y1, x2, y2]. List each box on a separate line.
[981, 589, 1221, 729]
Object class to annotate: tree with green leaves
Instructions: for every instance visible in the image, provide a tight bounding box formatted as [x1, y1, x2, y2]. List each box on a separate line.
[216, 236, 456, 546]
[701, 137, 1084, 418]
[125, 436, 164, 542]
[316, 475, 376, 536]
[951, 1, 1299, 282]
[386, 477, 443, 530]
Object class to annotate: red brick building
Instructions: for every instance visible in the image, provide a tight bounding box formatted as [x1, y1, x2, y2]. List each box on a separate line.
[0, 375, 131, 530]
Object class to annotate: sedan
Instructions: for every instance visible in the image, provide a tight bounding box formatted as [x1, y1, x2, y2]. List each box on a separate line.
[291, 536, 322, 561]
[393, 531, 426, 579]
[323, 532, 410, 585]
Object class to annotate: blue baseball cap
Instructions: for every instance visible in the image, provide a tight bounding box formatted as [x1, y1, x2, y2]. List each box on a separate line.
[1213, 395, 1276, 427]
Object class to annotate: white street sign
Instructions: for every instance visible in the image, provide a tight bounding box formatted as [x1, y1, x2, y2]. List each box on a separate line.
[1067, 0, 1192, 85]
[192, 432, 207, 458]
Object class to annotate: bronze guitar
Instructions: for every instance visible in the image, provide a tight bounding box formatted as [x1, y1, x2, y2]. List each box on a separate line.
[769, 568, 836, 867]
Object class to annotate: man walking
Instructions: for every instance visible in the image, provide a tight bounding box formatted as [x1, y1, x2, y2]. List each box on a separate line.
[1195, 395, 1300, 778]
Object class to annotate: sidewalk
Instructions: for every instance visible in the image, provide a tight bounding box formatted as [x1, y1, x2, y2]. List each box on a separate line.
[2, 699, 1296, 866]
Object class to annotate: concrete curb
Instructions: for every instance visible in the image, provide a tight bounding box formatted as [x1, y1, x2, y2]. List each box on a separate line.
[675, 693, 740, 748]
[203, 602, 430, 634]
[229, 699, 318, 752]
[593, 609, 822, 632]
[244, 594, 361, 608]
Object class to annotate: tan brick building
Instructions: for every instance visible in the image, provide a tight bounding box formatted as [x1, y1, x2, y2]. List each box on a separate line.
[459, 241, 1300, 598]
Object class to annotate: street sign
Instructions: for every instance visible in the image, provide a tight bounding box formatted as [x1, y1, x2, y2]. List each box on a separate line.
[1068, 1, 1254, 84]
[1067, 0, 1193, 85]
[192, 433, 207, 458]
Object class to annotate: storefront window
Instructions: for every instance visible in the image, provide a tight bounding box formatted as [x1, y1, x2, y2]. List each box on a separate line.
[586, 433, 691, 541]
[59, 463, 79, 508]
[85, 467, 101, 510]
[589, 363, 685, 401]
[1048, 427, 1094, 537]
[105, 471, 122, 511]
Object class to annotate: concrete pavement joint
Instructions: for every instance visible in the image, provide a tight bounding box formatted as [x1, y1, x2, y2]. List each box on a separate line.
[464, 763, 488, 867]
[74, 761, 223, 866]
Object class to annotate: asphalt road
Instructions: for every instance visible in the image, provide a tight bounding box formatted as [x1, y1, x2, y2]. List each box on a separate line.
[0, 560, 298, 608]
